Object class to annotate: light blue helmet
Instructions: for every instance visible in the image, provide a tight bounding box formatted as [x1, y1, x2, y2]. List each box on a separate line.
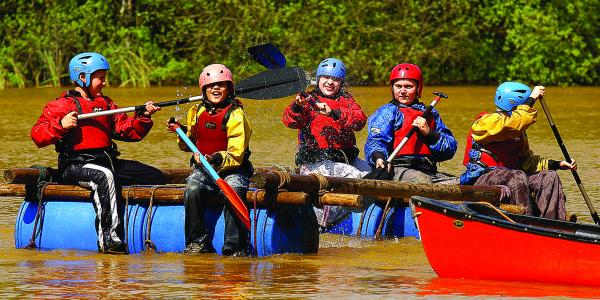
[316, 58, 346, 80]
[494, 82, 532, 111]
[69, 52, 110, 87]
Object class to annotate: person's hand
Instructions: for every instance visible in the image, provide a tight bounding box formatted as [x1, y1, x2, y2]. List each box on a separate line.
[315, 102, 331, 115]
[493, 185, 512, 201]
[61, 111, 78, 129]
[143, 101, 161, 116]
[166, 117, 181, 133]
[412, 116, 430, 135]
[559, 159, 577, 171]
[530, 85, 546, 100]
[192, 153, 201, 165]
[294, 93, 309, 107]
[375, 158, 392, 171]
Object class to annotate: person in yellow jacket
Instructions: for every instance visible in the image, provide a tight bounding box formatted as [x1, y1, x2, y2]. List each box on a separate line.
[460, 82, 576, 220]
[168, 64, 252, 256]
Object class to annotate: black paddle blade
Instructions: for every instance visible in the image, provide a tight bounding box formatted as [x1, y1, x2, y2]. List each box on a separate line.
[247, 43, 286, 69]
[363, 167, 393, 180]
[236, 67, 309, 100]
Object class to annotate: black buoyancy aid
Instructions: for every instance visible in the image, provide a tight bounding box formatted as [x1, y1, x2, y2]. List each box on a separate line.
[58, 91, 113, 152]
[462, 112, 527, 169]
[193, 101, 238, 155]
[393, 106, 436, 156]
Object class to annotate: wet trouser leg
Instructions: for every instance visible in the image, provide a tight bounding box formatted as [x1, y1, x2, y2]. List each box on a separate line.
[528, 170, 567, 220]
[184, 170, 212, 247]
[63, 163, 120, 251]
[393, 166, 434, 184]
[114, 159, 166, 186]
[474, 169, 533, 215]
[221, 173, 250, 255]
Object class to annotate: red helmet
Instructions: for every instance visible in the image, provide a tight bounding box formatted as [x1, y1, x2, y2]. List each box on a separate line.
[389, 63, 423, 97]
[198, 64, 234, 92]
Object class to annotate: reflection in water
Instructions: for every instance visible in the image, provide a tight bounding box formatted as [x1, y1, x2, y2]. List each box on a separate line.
[419, 277, 600, 299]
[1, 86, 600, 297]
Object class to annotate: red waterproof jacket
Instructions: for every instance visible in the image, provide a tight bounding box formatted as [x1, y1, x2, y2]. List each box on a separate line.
[31, 91, 153, 152]
[282, 92, 366, 150]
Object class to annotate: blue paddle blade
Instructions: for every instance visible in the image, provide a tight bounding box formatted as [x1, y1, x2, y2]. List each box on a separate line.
[248, 43, 286, 69]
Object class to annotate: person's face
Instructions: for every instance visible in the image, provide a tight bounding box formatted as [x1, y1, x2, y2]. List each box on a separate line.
[205, 81, 229, 104]
[392, 79, 418, 105]
[318, 76, 342, 97]
[81, 70, 107, 98]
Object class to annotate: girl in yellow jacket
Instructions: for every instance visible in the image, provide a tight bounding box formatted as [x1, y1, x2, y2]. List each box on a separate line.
[460, 82, 576, 220]
[168, 64, 252, 256]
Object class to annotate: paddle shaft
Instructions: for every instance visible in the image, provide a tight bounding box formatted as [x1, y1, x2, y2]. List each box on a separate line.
[78, 96, 203, 120]
[173, 126, 251, 229]
[538, 97, 600, 224]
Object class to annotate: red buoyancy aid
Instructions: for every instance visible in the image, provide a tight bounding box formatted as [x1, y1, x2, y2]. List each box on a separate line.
[462, 112, 527, 169]
[306, 95, 358, 149]
[393, 107, 436, 155]
[62, 93, 112, 151]
[193, 103, 237, 155]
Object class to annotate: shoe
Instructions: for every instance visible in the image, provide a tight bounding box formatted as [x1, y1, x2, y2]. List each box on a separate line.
[222, 244, 248, 257]
[103, 239, 125, 254]
[183, 242, 212, 254]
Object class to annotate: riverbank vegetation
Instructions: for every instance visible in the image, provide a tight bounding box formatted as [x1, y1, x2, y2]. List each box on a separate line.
[0, 0, 597, 89]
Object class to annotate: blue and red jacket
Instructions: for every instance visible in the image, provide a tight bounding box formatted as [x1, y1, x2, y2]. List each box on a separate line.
[31, 90, 153, 153]
[364, 100, 456, 165]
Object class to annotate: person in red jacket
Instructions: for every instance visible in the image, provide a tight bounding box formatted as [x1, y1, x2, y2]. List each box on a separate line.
[282, 58, 369, 229]
[31, 52, 166, 253]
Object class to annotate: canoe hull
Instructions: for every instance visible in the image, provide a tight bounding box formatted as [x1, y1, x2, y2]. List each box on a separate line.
[412, 197, 600, 287]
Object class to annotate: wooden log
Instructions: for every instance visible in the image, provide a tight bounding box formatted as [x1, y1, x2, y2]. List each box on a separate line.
[2, 166, 297, 185]
[251, 172, 501, 203]
[320, 193, 363, 208]
[0, 184, 317, 207]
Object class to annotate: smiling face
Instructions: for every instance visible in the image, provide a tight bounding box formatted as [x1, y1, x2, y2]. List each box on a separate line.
[204, 81, 230, 104]
[392, 79, 418, 105]
[318, 75, 342, 97]
[79, 70, 107, 98]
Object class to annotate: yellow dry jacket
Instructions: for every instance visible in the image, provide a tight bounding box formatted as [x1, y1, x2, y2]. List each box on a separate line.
[177, 102, 252, 172]
[471, 104, 551, 174]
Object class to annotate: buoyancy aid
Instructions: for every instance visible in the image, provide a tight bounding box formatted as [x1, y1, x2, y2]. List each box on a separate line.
[393, 106, 436, 156]
[462, 112, 527, 169]
[58, 91, 113, 152]
[193, 102, 238, 155]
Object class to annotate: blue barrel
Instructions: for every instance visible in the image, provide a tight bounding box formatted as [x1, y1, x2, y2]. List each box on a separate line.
[15, 198, 145, 253]
[324, 202, 419, 239]
[143, 203, 319, 257]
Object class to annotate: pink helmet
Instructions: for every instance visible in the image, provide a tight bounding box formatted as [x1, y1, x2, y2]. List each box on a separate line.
[198, 64, 234, 91]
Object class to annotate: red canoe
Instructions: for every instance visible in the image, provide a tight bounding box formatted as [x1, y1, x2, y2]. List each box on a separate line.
[411, 197, 600, 287]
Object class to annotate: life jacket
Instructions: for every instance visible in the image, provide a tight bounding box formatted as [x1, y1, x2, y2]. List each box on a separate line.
[57, 91, 113, 153]
[462, 112, 527, 169]
[393, 106, 436, 156]
[193, 101, 239, 155]
[300, 93, 357, 150]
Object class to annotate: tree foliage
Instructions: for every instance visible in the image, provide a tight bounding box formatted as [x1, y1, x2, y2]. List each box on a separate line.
[0, 0, 597, 89]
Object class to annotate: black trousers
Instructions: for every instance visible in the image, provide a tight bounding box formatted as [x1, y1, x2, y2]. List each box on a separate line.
[62, 158, 166, 250]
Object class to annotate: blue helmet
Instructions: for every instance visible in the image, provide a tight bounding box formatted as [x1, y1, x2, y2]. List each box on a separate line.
[316, 58, 346, 80]
[69, 52, 110, 87]
[494, 82, 532, 111]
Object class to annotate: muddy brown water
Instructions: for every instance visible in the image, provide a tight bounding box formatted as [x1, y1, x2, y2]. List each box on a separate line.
[1, 86, 599, 298]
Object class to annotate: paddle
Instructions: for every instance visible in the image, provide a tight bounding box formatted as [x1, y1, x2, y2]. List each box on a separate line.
[78, 67, 307, 120]
[248, 43, 286, 69]
[364, 91, 449, 180]
[170, 119, 251, 230]
[538, 95, 600, 224]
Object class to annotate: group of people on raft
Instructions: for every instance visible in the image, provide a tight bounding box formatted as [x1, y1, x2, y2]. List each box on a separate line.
[31, 52, 577, 256]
